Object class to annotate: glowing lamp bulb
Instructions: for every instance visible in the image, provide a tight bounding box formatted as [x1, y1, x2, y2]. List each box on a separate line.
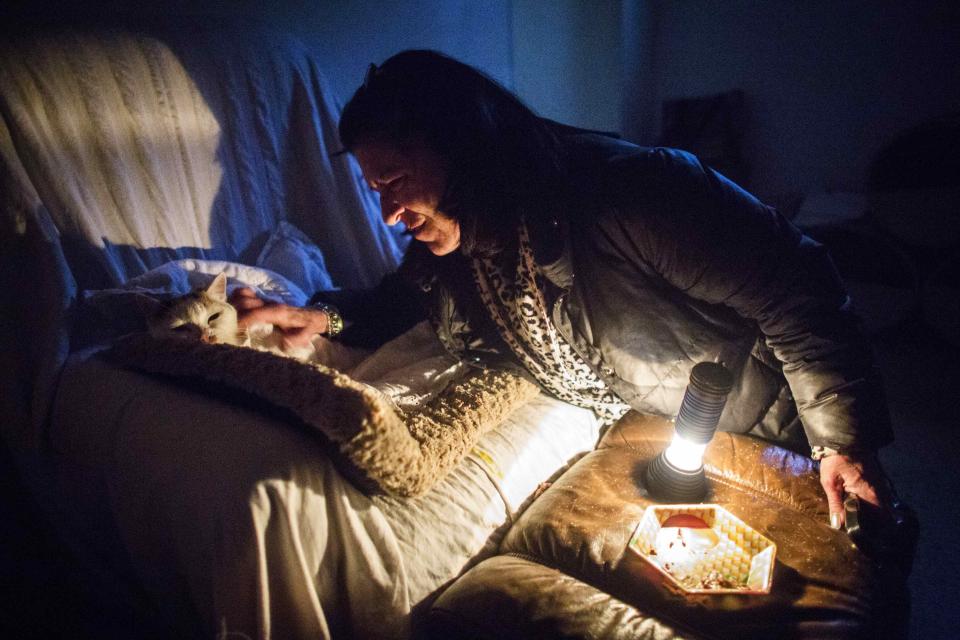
[663, 434, 708, 472]
[644, 362, 733, 503]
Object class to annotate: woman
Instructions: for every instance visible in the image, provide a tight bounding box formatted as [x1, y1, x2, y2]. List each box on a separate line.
[234, 50, 894, 528]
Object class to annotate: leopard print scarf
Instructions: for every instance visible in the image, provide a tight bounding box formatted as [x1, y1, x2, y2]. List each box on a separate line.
[471, 222, 630, 425]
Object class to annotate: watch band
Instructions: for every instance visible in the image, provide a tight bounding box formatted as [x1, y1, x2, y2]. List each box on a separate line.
[810, 445, 840, 461]
[311, 302, 343, 337]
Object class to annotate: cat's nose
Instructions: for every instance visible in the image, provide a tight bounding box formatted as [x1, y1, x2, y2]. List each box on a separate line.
[201, 332, 217, 344]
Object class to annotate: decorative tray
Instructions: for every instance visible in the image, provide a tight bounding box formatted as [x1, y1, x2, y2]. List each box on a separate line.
[627, 504, 776, 594]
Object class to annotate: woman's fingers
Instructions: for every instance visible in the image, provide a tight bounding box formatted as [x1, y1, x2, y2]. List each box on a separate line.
[820, 468, 847, 528]
[819, 453, 887, 529]
[229, 286, 258, 301]
[239, 305, 329, 337]
[237, 304, 294, 328]
[229, 287, 267, 311]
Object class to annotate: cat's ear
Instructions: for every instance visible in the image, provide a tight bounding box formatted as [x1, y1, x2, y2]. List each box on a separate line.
[206, 272, 228, 302]
[132, 293, 166, 320]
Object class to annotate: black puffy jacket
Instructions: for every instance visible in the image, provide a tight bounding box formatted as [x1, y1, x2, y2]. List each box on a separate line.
[317, 132, 893, 455]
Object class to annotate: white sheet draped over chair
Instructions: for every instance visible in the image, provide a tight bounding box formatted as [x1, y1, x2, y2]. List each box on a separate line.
[0, 25, 406, 445]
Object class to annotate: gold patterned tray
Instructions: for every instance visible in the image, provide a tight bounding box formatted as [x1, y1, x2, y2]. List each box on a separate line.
[627, 504, 776, 594]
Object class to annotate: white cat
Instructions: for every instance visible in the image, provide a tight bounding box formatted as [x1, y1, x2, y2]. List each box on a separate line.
[144, 272, 462, 411]
[145, 272, 318, 362]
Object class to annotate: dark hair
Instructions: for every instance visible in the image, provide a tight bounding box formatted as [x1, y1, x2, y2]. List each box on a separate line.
[338, 50, 565, 256]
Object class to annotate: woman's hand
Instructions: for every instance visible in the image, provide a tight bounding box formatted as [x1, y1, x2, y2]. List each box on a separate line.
[230, 287, 329, 349]
[819, 452, 889, 528]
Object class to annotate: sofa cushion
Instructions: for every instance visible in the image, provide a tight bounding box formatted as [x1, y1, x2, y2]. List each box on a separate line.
[427, 554, 694, 640]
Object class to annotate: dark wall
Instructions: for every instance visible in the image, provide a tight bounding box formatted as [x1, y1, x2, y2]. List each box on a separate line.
[7, 0, 957, 206]
[636, 0, 960, 202]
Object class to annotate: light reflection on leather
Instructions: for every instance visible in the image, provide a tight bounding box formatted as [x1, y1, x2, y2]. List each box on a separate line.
[760, 445, 813, 476]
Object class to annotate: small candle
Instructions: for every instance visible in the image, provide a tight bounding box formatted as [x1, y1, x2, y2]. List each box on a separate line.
[654, 514, 719, 578]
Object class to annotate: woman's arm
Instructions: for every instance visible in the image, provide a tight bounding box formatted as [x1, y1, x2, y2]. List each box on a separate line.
[233, 265, 427, 350]
[308, 269, 427, 348]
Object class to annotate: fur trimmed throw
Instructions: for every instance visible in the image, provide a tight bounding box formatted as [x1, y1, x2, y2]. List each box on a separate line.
[103, 334, 540, 497]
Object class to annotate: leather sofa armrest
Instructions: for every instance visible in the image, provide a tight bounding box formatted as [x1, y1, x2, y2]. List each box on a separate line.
[491, 412, 908, 639]
[599, 413, 828, 519]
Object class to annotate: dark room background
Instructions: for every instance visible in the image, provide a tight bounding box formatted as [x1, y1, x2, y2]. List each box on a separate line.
[302, 0, 960, 234]
[7, 0, 959, 207]
[3, 2, 958, 639]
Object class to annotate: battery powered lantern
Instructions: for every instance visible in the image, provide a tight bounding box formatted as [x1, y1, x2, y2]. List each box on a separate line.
[644, 362, 734, 503]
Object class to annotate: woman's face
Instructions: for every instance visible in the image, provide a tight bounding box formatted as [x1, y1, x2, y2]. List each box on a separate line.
[353, 138, 460, 256]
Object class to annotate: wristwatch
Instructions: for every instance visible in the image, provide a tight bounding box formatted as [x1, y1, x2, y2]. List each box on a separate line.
[811, 445, 840, 460]
[311, 302, 343, 337]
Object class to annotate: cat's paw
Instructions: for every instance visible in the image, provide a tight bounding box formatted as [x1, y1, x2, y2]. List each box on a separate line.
[310, 335, 369, 371]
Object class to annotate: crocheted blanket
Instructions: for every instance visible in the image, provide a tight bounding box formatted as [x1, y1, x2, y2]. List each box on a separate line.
[103, 333, 539, 497]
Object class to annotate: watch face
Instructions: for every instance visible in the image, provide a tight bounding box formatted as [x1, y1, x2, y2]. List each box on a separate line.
[312, 303, 343, 337]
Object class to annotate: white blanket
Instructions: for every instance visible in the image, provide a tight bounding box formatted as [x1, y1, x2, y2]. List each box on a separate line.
[50, 328, 599, 639]
[0, 28, 403, 292]
[0, 27, 407, 447]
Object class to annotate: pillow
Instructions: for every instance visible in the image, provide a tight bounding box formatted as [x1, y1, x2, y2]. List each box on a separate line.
[102, 333, 540, 497]
[76, 259, 309, 347]
[123, 258, 309, 305]
[256, 220, 335, 296]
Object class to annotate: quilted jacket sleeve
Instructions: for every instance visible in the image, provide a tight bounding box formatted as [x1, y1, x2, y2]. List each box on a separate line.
[595, 147, 892, 453]
[309, 266, 427, 349]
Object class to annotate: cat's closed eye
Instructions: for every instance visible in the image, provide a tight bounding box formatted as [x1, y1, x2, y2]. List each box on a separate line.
[146, 273, 245, 348]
